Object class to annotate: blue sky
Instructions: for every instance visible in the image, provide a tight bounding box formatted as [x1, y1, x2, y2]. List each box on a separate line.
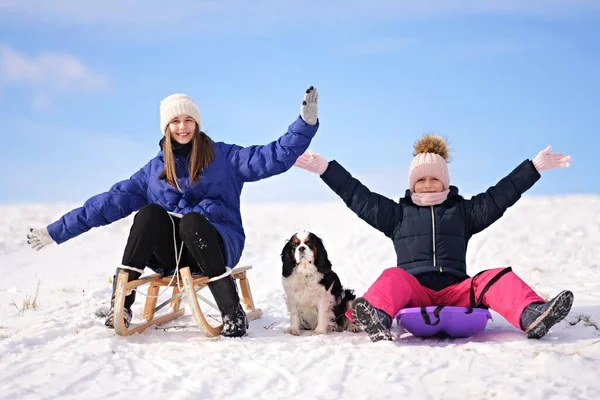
[1, 0, 599, 204]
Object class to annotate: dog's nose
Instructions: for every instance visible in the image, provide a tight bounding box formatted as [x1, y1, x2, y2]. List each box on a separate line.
[298, 246, 305, 253]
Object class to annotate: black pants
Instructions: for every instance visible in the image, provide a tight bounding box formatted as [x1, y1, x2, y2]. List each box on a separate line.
[113, 204, 239, 314]
[121, 203, 227, 277]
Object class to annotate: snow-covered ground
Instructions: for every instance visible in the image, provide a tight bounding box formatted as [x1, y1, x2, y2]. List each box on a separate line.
[1, 196, 599, 399]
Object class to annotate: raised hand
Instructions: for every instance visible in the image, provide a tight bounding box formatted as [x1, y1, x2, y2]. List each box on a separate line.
[532, 145, 572, 173]
[27, 227, 55, 251]
[294, 150, 329, 175]
[300, 86, 318, 125]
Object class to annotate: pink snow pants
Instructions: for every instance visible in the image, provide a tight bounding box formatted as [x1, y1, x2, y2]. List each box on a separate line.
[345, 267, 545, 329]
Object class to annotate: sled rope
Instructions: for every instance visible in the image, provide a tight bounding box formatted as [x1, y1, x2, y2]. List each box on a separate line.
[130, 214, 186, 299]
[132, 213, 232, 300]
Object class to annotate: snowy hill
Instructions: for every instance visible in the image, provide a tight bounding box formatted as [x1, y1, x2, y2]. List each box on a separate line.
[1, 196, 599, 400]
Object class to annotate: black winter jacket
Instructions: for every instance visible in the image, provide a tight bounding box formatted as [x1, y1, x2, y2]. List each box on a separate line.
[320, 159, 540, 289]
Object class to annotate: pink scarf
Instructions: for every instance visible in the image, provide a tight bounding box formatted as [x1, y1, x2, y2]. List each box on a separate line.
[411, 189, 450, 206]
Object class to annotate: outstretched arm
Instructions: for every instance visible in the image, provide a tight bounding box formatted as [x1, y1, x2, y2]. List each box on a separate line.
[295, 151, 402, 238]
[28, 162, 152, 249]
[466, 145, 571, 234]
[227, 86, 320, 182]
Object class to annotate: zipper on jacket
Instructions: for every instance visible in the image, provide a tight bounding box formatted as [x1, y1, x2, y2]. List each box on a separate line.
[430, 206, 441, 272]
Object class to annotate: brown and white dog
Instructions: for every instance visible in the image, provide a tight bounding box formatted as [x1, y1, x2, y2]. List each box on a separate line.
[280, 231, 359, 335]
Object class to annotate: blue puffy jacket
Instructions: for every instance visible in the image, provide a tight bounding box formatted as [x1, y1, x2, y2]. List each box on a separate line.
[320, 159, 540, 282]
[47, 116, 319, 268]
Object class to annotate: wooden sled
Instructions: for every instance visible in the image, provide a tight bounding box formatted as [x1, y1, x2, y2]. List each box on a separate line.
[112, 265, 263, 337]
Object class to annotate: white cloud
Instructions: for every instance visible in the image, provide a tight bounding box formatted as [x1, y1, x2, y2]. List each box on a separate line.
[0, 44, 110, 92]
[0, 44, 110, 110]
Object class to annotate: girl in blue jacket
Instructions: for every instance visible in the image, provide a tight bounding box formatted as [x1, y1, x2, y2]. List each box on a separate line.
[27, 87, 320, 337]
[294, 134, 573, 342]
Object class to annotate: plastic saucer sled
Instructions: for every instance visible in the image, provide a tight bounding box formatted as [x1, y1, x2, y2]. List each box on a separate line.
[395, 306, 492, 338]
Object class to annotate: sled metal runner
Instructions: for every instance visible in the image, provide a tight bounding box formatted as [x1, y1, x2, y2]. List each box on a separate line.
[112, 265, 262, 337]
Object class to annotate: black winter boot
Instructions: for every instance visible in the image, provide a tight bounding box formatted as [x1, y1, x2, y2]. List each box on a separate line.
[351, 297, 393, 342]
[105, 267, 142, 329]
[520, 290, 574, 339]
[208, 277, 248, 338]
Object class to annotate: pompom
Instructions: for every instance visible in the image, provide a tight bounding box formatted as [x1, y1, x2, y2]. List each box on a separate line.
[413, 133, 449, 161]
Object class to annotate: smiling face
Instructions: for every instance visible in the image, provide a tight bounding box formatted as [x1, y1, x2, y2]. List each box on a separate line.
[413, 176, 445, 193]
[168, 114, 197, 144]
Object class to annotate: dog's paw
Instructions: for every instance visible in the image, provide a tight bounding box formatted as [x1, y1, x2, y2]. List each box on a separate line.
[285, 327, 301, 336]
[312, 325, 336, 335]
[346, 322, 361, 333]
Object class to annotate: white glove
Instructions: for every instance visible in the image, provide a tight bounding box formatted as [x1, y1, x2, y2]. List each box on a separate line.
[27, 227, 55, 251]
[300, 86, 318, 125]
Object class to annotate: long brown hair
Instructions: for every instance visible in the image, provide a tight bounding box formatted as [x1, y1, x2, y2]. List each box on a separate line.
[159, 124, 214, 191]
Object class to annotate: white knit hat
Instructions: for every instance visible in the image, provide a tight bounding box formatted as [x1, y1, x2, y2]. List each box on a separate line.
[159, 93, 201, 135]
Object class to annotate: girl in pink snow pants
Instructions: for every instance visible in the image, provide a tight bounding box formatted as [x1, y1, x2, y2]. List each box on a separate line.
[295, 134, 574, 342]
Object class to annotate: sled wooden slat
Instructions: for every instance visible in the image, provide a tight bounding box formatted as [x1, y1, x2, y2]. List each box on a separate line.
[232, 266, 263, 320]
[180, 267, 223, 337]
[112, 265, 262, 337]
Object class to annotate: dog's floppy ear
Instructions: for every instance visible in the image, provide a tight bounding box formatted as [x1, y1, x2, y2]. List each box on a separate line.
[312, 233, 332, 273]
[281, 237, 296, 278]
